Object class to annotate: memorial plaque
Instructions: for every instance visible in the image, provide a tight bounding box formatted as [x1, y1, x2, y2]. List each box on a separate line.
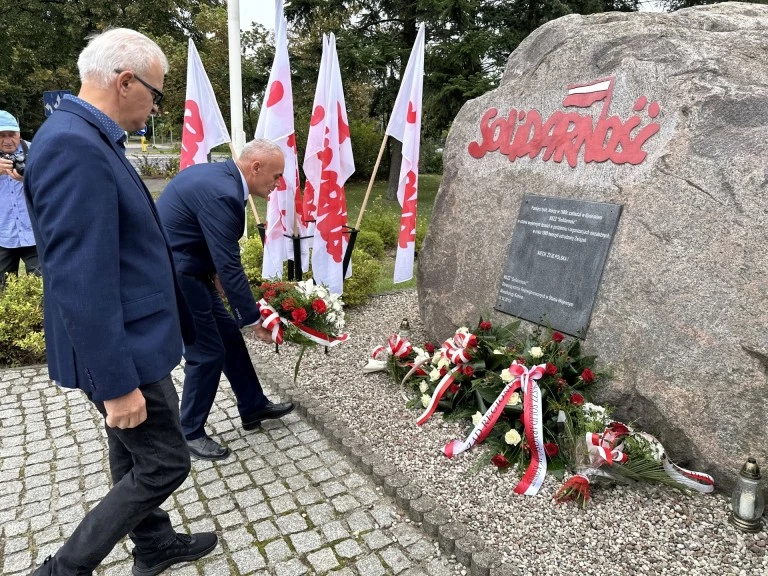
[495, 195, 622, 337]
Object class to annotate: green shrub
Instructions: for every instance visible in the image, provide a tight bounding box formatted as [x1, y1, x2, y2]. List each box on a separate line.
[415, 218, 428, 253]
[0, 273, 45, 366]
[241, 234, 264, 285]
[362, 197, 400, 249]
[349, 119, 387, 181]
[355, 230, 385, 259]
[343, 249, 382, 307]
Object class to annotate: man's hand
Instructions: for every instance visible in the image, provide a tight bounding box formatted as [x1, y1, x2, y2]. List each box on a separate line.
[251, 323, 274, 344]
[0, 157, 13, 176]
[8, 169, 22, 182]
[213, 274, 226, 299]
[103, 388, 147, 429]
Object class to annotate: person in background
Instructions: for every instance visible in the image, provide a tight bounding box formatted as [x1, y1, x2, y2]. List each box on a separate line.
[156, 138, 294, 461]
[0, 110, 40, 287]
[24, 28, 216, 576]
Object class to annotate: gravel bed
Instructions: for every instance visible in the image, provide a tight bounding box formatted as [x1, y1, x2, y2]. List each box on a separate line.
[250, 289, 767, 576]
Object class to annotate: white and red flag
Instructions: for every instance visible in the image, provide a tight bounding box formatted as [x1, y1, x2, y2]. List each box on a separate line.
[310, 33, 355, 295]
[256, 1, 307, 278]
[180, 39, 231, 170]
[562, 77, 614, 108]
[302, 34, 331, 227]
[385, 23, 425, 284]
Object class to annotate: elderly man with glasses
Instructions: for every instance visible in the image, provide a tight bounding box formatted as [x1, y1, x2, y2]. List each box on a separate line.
[24, 28, 216, 576]
[0, 110, 40, 287]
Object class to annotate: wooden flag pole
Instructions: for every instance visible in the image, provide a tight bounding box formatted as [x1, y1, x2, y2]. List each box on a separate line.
[355, 134, 388, 230]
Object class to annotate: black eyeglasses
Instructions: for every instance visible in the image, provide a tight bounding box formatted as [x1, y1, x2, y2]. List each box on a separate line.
[114, 69, 164, 106]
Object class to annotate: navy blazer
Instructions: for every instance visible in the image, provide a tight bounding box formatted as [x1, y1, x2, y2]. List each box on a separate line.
[23, 100, 195, 402]
[156, 159, 260, 327]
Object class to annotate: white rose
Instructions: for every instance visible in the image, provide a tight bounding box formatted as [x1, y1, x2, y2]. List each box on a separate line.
[504, 429, 522, 446]
[457, 326, 469, 335]
[493, 348, 505, 355]
[507, 392, 521, 406]
[432, 352, 442, 364]
[419, 381, 429, 394]
[429, 368, 441, 382]
[327, 312, 336, 323]
[437, 358, 450, 370]
[530, 346, 543, 359]
[421, 394, 431, 408]
[500, 368, 514, 383]
[471, 411, 483, 425]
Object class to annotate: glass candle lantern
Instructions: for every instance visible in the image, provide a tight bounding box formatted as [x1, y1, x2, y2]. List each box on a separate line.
[729, 457, 765, 533]
[398, 318, 411, 338]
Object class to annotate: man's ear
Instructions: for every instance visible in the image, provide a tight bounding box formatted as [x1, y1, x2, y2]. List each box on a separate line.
[251, 159, 262, 174]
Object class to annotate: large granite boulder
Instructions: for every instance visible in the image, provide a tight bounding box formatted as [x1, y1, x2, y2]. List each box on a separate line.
[418, 2, 768, 492]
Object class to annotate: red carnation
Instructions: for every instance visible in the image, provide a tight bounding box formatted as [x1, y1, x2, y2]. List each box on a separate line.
[491, 454, 511, 468]
[552, 332, 565, 343]
[570, 392, 585, 406]
[281, 298, 297, 311]
[581, 368, 595, 383]
[311, 299, 327, 314]
[463, 365, 474, 377]
[425, 342, 436, 354]
[291, 308, 308, 323]
[479, 321, 492, 331]
[448, 383, 460, 394]
[544, 442, 559, 457]
[545, 362, 557, 375]
[263, 290, 276, 301]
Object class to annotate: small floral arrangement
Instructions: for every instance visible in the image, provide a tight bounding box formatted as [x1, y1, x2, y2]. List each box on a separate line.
[366, 318, 714, 505]
[254, 280, 348, 378]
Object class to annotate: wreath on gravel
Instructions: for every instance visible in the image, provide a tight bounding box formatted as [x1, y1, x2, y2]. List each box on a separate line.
[363, 319, 715, 506]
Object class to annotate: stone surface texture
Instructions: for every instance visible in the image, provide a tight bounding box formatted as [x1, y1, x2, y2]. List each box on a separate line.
[416, 3, 768, 491]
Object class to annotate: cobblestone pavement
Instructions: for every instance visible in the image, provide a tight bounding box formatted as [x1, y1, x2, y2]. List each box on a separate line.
[0, 365, 465, 576]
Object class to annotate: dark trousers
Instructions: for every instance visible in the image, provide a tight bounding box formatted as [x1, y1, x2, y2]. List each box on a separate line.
[53, 375, 190, 575]
[0, 245, 40, 287]
[178, 273, 267, 440]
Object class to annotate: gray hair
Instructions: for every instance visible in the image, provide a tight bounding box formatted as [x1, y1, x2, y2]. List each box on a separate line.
[78, 28, 169, 87]
[240, 139, 284, 162]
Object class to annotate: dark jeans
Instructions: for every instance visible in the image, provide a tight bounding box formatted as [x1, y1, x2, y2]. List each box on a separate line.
[0, 245, 40, 287]
[52, 375, 191, 575]
[178, 273, 267, 440]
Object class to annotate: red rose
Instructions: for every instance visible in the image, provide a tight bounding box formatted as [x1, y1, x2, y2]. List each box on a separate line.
[466, 334, 478, 348]
[439, 366, 447, 377]
[544, 442, 559, 457]
[552, 332, 564, 343]
[491, 454, 511, 468]
[448, 383, 460, 394]
[263, 290, 276, 301]
[291, 308, 308, 323]
[581, 368, 595, 383]
[463, 365, 474, 377]
[607, 422, 630, 437]
[570, 392, 584, 406]
[281, 297, 297, 311]
[479, 321, 492, 331]
[545, 362, 557, 375]
[311, 299, 327, 314]
[425, 342, 436, 354]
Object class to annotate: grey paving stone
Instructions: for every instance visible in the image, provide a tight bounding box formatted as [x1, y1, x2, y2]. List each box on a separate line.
[207, 494, 236, 515]
[233, 487, 265, 508]
[296, 486, 323, 506]
[309, 467, 335, 483]
[296, 455, 324, 472]
[363, 530, 394, 550]
[355, 554, 387, 576]
[347, 510, 376, 534]
[202, 558, 232, 575]
[306, 503, 336, 526]
[223, 526, 254, 551]
[251, 468, 278, 486]
[276, 511, 308, 534]
[264, 538, 293, 563]
[225, 473, 253, 491]
[276, 462, 301, 478]
[274, 557, 309, 576]
[255, 520, 281, 542]
[320, 480, 347, 498]
[246, 503, 274, 522]
[380, 546, 413, 573]
[271, 493, 298, 514]
[307, 547, 340, 572]
[391, 522, 424, 547]
[331, 494, 360, 514]
[289, 528, 324, 554]
[217, 509, 246, 529]
[263, 480, 289, 498]
[334, 538, 364, 559]
[286, 474, 311, 490]
[3, 550, 32, 574]
[264, 452, 291, 467]
[407, 538, 437, 561]
[321, 520, 350, 543]
[370, 505, 398, 529]
[231, 548, 267, 573]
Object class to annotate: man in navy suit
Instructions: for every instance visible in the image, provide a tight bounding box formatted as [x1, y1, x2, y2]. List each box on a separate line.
[157, 138, 294, 461]
[24, 28, 216, 576]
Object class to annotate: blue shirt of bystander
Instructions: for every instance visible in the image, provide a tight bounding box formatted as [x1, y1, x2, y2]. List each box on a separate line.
[0, 141, 35, 249]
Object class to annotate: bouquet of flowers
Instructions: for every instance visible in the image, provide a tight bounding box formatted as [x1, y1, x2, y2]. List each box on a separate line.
[254, 280, 348, 379]
[365, 318, 714, 505]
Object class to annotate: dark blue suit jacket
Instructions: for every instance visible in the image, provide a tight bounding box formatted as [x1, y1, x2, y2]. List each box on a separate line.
[156, 159, 259, 327]
[23, 100, 195, 402]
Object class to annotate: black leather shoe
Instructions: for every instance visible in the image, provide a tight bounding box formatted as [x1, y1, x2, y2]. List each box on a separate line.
[186, 436, 230, 461]
[29, 556, 53, 576]
[242, 401, 295, 430]
[132, 532, 217, 576]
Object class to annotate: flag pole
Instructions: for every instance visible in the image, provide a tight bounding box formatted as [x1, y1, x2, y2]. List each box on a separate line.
[354, 134, 388, 229]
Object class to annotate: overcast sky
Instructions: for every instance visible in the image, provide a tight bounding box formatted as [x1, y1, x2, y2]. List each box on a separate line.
[240, 3, 276, 32]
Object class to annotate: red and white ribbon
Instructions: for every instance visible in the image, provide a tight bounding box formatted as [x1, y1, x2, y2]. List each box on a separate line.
[371, 334, 412, 361]
[586, 431, 628, 465]
[258, 299, 349, 348]
[511, 362, 547, 496]
[417, 367, 461, 426]
[636, 432, 714, 493]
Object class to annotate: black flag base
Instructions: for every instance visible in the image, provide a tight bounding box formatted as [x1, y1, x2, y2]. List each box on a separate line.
[342, 227, 359, 279]
[284, 231, 314, 281]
